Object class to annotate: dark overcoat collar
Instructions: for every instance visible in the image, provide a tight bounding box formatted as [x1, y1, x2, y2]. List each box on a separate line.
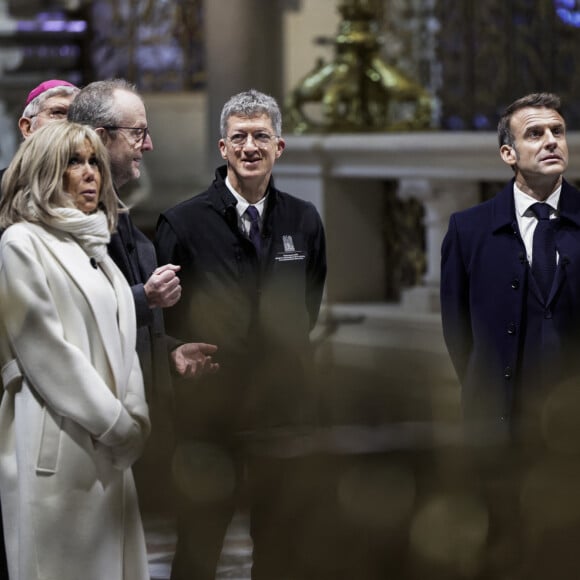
[207, 165, 279, 234]
[492, 177, 580, 233]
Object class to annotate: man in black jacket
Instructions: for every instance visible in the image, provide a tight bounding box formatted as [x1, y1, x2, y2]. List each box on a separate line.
[68, 79, 218, 511]
[156, 89, 327, 580]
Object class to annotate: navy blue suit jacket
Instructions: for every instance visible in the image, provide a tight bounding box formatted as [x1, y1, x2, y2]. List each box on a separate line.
[441, 178, 580, 426]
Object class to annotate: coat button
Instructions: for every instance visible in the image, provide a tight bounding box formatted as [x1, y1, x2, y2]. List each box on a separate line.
[511, 279, 520, 289]
[503, 366, 513, 379]
[544, 310, 553, 319]
[507, 323, 516, 335]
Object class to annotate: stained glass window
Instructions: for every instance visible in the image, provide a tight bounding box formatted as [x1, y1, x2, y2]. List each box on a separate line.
[555, 0, 580, 26]
[90, 0, 204, 91]
[436, 0, 580, 130]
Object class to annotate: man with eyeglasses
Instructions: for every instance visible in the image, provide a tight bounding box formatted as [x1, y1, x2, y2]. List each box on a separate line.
[156, 89, 327, 580]
[18, 79, 80, 139]
[67, 79, 219, 513]
[0, 80, 80, 185]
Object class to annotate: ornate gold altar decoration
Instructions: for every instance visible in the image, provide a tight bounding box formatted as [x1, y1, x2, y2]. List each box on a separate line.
[285, 0, 433, 133]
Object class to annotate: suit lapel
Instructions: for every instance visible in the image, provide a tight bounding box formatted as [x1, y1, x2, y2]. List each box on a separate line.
[491, 179, 580, 306]
[491, 180, 518, 234]
[98, 257, 137, 396]
[546, 264, 566, 305]
[545, 180, 580, 305]
[109, 213, 139, 284]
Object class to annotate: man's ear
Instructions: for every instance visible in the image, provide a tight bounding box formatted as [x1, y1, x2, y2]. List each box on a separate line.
[95, 127, 108, 143]
[275, 137, 286, 159]
[218, 138, 228, 159]
[500, 143, 517, 166]
[18, 117, 33, 139]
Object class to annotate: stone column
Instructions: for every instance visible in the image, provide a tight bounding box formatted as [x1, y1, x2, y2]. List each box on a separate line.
[398, 178, 479, 312]
[204, 0, 284, 168]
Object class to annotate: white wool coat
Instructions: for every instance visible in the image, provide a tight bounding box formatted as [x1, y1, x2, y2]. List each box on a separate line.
[0, 222, 151, 580]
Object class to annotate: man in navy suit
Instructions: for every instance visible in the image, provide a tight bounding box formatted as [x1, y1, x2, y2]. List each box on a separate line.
[441, 93, 580, 578]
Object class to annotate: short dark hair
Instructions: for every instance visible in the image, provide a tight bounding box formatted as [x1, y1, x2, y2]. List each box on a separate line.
[497, 92, 562, 147]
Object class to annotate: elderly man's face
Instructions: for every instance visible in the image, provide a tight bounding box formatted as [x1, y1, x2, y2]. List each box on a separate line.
[99, 89, 153, 189]
[20, 93, 77, 138]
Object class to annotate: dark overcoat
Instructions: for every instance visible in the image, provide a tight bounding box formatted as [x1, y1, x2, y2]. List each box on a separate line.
[441, 178, 580, 429]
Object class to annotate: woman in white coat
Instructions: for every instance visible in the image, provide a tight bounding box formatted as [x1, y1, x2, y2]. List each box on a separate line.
[0, 121, 151, 580]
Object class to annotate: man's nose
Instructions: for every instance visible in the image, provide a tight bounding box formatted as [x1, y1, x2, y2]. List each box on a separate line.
[242, 134, 260, 149]
[142, 132, 154, 151]
[545, 130, 558, 145]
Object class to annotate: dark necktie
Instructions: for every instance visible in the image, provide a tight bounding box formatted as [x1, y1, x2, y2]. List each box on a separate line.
[531, 202, 556, 300]
[245, 205, 261, 253]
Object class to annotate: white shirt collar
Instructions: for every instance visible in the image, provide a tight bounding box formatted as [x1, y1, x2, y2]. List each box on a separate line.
[514, 182, 561, 218]
[225, 176, 267, 219]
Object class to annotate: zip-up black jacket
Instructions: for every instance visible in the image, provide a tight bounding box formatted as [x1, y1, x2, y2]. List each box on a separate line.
[155, 166, 327, 434]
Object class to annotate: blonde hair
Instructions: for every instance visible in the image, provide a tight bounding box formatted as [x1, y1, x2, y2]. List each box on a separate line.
[0, 121, 118, 231]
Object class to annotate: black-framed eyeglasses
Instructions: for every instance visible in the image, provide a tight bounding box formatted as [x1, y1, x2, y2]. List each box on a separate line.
[103, 125, 149, 146]
[226, 131, 278, 147]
